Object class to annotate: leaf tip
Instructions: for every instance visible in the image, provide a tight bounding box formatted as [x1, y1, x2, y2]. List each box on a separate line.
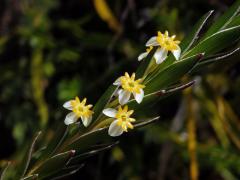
[33, 174, 39, 179]
[209, 10, 214, 14]
[197, 53, 205, 60]
[156, 90, 166, 96]
[70, 150, 76, 157]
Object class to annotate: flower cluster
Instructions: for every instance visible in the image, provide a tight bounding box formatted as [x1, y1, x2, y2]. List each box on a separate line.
[63, 30, 181, 137]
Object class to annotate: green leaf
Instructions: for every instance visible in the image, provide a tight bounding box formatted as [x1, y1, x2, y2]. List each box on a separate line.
[67, 123, 84, 138]
[183, 26, 240, 58]
[196, 47, 240, 67]
[181, 10, 214, 54]
[43, 164, 84, 180]
[91, 84, 119, 125]
[19, 132, 42, 178]
[135, 46, 158, 78]
[133, 116, 160, 129]
[67, 117, 160, 157]
[203, 0, 240, 38]
[31, 150, 76, 179]
[144, 54, 202, 94]
[65, 128, 109, 153]
[128, 81, 195, 110]
[38, 124, 68, 161]
[0, 162, 11, 180]
[21, 174, 38, 180]
[68, 142, 118, 165]
[143, 57, 173, 85]
[226, 15, 240, 28]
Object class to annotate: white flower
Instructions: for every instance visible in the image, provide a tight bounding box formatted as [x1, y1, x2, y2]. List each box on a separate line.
[113, 72, 145, 105]
[139, 31, 181, 64]
[103, 105, 136, 137]
[63, 97, 93, 127]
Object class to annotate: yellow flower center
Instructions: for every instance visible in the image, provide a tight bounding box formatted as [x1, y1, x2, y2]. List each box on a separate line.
[115, 106, 136, 132]
[71, 97, 93, 118]
[156, 31, 180, 51]
[146, 46, 153, 53]
[120, 72, 145, 94]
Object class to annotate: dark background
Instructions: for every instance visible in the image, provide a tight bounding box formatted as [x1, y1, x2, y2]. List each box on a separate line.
[0, 0, 240, 179]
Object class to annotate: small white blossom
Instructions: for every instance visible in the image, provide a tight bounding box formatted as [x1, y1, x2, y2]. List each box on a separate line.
[138, 31, 181, 64]
[103, 105, 136, 137]
[113, 72, 145, 105]
[63, 97, 93, 127]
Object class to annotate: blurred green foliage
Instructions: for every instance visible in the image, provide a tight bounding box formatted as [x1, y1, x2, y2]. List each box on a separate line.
[0, 0, 240, 179]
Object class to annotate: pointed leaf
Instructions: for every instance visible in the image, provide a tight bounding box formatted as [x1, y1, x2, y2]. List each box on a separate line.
[184, 26, 240, 58]
[134, 116, 160, 129]
[145, 54, 203, 94]
[44, 164, 84, 180]
[143, 56, 174, 85]
[65, 127, 109, 153]
[226, 15, 240, 28]
[21, 174, 38, 180]
[203, 0, 240, 38]
[0, 162, 10, 180]
[181, 10, 214, 54]
[19, 132, 42, 178]
[68, 141, 118, 165]
[39, 124, 68, 161]
[128, 81, 195, 110]
[197, 47, 240, 67]
[31, 150, 76, 179]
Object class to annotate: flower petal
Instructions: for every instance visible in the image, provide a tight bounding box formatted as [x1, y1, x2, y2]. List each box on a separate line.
[154, 48, 168, 64]
[63, 100, 73, 110]
[133, 89, 144, 104]
[103, 108, 117, 118]
[108, 120, 124, 137]
[138, 52, 148, 61]
[64, 112, 78, 125]
[172, 47, 181, 60]
[113, 77, 121, 86]
[118, 90, 131, 105]
[81, 115, 92, 127]
[113, 89, 120, 97]
[118, 89, 123, 95]
[146, 36, 158, 46]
